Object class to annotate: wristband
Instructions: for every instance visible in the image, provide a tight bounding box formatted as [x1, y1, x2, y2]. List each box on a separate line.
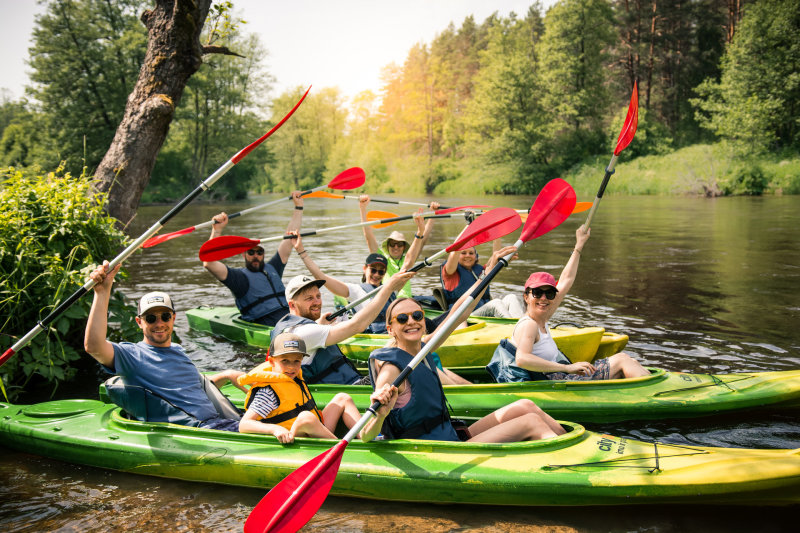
[415, 234, 423, 239]
[573, 248, 581, 255]
[298, 249, 308, 256]
[295, 205, 303, 210]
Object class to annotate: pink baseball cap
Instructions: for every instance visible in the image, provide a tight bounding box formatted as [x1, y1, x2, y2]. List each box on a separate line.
[524, 272, 558, 290]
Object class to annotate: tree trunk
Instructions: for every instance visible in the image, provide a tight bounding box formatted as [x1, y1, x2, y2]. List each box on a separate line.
[94, 0, 212, 227]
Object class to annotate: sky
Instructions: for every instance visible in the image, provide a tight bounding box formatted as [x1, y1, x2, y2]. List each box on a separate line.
[0, 0, 557, 103]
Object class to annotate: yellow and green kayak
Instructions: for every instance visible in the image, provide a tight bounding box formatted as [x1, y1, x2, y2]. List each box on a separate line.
[214, 368, 800, 423]
[185, 306, 627, 371]
[2, 399, 799, 506]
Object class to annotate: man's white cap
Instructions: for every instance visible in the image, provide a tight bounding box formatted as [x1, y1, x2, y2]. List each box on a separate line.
[284, 275, 325, 300]
[137, 291, 175, 315]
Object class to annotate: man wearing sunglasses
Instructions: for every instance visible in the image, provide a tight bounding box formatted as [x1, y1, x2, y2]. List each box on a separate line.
[271, 269, 414, 385]
[293, 232, 394, 334]
[201, 191, 305, 326]
[85, 262, 244, 430]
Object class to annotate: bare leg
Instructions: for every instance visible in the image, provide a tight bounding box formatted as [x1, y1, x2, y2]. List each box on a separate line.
[321, 393, 361, 431]
[468, 399, 564, 439]
[468, 413, 560, 443]
[607, 352, 650, 378]
[291, 410, 336, 439]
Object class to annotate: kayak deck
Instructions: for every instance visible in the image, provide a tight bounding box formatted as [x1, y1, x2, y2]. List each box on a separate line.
[2, 400, 799, 506]
[185, 306, 626, 367]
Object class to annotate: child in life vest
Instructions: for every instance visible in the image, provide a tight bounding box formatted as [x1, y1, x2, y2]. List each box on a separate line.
[237, 332, 365, 442]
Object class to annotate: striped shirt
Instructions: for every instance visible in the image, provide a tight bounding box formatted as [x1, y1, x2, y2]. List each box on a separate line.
[248, 386, 279, 418]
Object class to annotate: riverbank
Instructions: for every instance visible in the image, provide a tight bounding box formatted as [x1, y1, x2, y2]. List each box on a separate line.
[382, 142, 800, 198]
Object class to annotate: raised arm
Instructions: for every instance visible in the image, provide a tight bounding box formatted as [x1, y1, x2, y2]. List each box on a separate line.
[83, 261, 120, 368]
[202, 212, 230, 281]
[424, 245, 518, 351]
[277, 191, 304, 263]
[324, 270, 415, 345]
[551, 226, 590, 307]
[401, 208, 428, 269]
[292, 233, 350, 298]
[359, 194, 379, 253]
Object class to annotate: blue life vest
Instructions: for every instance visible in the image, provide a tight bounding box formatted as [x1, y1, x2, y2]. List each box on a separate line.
[440, 262, 491, 308]
[235, 266, 288, 323]
[271, 314, 362, 385]
[360, 282, 395, 334]
[369, 345, 458, 441]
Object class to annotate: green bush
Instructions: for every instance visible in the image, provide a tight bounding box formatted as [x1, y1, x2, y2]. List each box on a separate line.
[0, 165, 137, 400]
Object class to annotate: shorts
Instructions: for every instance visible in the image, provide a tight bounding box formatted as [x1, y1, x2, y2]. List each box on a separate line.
[545, 358, 611, 381]
[201, 417, 240, 432]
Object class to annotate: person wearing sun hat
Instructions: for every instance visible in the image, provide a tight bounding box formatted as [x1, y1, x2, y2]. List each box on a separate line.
[271, 267, 415, 385]
[84, 261, 245, 431]
[489, 226, 650, 383]
[358, 194, 440, 298]
[201, 191, 305, 326]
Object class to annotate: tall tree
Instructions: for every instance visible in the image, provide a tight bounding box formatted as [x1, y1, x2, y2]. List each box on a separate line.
[692, 0, 800, 151]
[27, 0, 146, 174]
[92, 0, 240, 226]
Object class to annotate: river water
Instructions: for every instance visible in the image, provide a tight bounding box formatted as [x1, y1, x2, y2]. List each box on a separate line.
[2, 193, 799, 531]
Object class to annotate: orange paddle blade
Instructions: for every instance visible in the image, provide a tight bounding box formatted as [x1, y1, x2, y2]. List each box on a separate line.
[366, 210, 402, 229]
[304, 190, 344, 199]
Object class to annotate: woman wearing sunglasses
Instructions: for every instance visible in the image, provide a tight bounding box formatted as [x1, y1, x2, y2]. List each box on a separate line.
[358, 195, 440, 299]
[362, 246, 566, 444]
[504, 226, 649, 382]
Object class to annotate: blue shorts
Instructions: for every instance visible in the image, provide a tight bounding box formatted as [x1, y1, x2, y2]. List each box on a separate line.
[201, 417, 240, 432]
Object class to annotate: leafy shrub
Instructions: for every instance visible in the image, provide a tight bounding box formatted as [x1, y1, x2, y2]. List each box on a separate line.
[723, 163, 768, 195]
[0, 165, 137, 399]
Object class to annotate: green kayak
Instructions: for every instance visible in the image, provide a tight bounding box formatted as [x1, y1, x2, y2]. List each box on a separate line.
[210, 368, 800, 423]
[185, 306, 628, 370]
[2, 399, 799, 506]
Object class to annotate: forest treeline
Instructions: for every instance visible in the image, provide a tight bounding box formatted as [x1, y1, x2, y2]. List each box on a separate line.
[1, 0, 799, 201]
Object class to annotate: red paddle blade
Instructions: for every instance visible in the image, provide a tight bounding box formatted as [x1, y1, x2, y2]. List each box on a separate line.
[198, 235, 261, 262]
[614, 81, 639, 156]
[434, 204, 490, 215]
[233, 86, 311, 164]
[245, 441, 346, 533]
[304, 190, 344, 199]
[141, 226, 196, 248]
[447, 208, 521, 252]
[327, 167, 365, 190]
[521, 179, 576, 241]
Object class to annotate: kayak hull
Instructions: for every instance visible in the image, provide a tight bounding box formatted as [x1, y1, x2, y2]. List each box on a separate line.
[210, 368, 800, 423]
[185, 306, 626, 368]
[2, 400, 799, 506]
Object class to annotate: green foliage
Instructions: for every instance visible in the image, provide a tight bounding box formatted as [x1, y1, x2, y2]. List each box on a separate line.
[562, 143, 800, 197]
[692, 0, 800, 152]
[27, 0, 146, 175]
[0, 166, 137, 399]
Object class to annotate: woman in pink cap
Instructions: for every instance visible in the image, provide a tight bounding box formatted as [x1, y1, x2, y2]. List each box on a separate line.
[495, 227, 649, 382]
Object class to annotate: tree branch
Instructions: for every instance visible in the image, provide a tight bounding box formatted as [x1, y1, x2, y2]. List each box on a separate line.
[201, 44, 244, 57]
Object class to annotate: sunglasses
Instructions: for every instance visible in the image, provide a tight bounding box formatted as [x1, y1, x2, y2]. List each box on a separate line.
[391, 310, 424, 324]
[387, 241, 405, 248]
[246, 249, 264, 256]
[526, 287, 557, 300]
[369, 266, 386, 276]
[142, 312, 173, 324]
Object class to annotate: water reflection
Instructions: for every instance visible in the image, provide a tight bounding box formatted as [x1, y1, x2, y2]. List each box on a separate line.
[2, 194, 799, 531]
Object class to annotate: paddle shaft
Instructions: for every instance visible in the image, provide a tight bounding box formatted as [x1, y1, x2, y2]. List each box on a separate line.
[338, 239, 519, 444]
[583, 154, 619, 229]
[326, 247, 449, 320]
[196, 186, 326, 231]
[255, 213, 456, 246]
[325, 193, 450, 210]
[0, 88, 311, 368]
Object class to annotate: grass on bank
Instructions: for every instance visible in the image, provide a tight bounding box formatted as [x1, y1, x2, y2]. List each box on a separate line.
[376, 142, 800, 197]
